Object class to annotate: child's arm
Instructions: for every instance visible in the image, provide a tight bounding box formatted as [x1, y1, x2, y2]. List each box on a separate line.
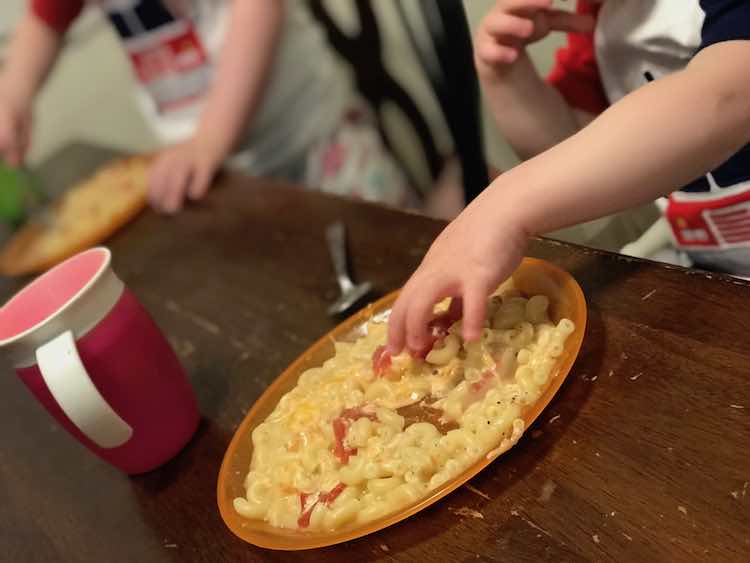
[475, 0, 595, 161]
[387, 39, 750, 355]
[0, 11, 66, 165]
[149, 0, 284, 214]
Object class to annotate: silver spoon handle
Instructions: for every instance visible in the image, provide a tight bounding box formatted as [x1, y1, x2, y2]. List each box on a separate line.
[326, 221, 355, 293]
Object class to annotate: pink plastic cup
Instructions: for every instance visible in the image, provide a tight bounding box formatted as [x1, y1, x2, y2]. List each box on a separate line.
[0, 247, 199, 474]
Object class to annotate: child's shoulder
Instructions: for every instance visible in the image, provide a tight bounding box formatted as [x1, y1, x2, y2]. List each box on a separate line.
[30, 0, 84, 33]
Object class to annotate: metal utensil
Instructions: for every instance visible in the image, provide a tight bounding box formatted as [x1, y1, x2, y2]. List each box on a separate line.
[326, 221, 373, 316]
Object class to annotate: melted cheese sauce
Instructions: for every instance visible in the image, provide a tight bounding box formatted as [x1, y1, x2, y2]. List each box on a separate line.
[234, 289, 574, 530]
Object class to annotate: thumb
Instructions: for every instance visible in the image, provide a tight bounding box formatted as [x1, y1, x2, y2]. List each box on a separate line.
[545, 10, 595, 34]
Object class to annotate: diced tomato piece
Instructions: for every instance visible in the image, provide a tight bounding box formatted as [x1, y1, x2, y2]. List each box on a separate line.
[470, 371, 495, 396]
[411, 302, 464, 359]
[340, 406, 377, 422]
[458, 372, 497, 413]
[408, 343, 432, 360]
[332, 417, 349, 463]
[297, 492, 318, 529]
[332, 417, 357, 464]
[320, 482, 346, 505]
[340, 446, 357, 464]
[299, 492, 311, 513]
[297, 483, 348, 528]
[349, 447, 356, 461]
[333, 407, 376, 464]
[298, 511, 312, 528]
[471, 371, 493, 392]
[471, 371, 495, 400]
[372, 345, 392, 377]
[333, 417, 347, 442]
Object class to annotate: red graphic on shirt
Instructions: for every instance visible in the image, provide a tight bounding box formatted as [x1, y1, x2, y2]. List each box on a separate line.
[666, 183, 750, 249]
[708, 205, 750, 245]
[125, 21, 210, 113]
[129, 27, 205, 80]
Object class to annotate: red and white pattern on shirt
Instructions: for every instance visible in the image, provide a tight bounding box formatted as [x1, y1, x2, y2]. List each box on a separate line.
[123, 19, 211, 114]
[666, 181, 750, 250]
[706, 201, 750, 246]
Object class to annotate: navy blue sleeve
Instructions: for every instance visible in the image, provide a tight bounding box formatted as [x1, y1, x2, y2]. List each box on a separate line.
[700, 0, 750, 48]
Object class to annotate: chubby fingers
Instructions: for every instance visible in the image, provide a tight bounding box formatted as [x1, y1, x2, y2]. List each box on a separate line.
[476, 28, 521, 66]
[161, 164, 191, 214]
[404, 276, 457, 354]
[387, 270, 456, 356]
[483, 10, 535, 41]
[148, 155, 190, 214]
[477, 0, 556, 66]
[386, 293, 408, 356]
[461, 280, 494, 342]
[187, 159, 215, 201]
[386, 272, 496, 354]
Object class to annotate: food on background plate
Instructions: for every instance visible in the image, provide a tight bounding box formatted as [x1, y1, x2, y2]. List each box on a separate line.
[0, 155, 152, 276]
[234, 283, 575, 531]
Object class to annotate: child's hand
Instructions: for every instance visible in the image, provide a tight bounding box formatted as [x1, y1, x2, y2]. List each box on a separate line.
[386, 198, 529, 356]
[474, 0, 594, 79]
[0, 94, 32, 167]
[148, 137, 222, 214]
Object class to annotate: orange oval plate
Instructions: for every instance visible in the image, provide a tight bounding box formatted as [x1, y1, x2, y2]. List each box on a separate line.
[217, 257, 587, 550]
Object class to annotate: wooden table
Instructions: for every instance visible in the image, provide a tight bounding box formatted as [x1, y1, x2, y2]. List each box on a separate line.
[1, 144, 749, 562]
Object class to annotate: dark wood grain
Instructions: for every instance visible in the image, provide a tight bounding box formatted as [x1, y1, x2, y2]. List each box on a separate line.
[1, 144, 749, 562]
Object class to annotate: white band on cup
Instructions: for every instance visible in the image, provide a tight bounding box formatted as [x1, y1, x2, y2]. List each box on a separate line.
[36, 331, 133, 449]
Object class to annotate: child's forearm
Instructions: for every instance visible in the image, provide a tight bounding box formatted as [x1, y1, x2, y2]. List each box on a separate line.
[1, 13, 63, 101]
[481, 53, 585, 160]
[484, 41, 750, 237]
[193, 0, 284, 160]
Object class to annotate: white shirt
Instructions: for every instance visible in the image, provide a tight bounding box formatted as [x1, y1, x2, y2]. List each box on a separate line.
[103, 0, 348, 175]
[594, 0, 705, 104]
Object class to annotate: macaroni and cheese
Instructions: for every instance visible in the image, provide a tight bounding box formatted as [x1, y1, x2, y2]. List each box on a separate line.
[234, 287, 575, 531]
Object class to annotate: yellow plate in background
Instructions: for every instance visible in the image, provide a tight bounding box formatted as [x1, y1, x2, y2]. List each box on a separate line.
[217, 257, 587, 550]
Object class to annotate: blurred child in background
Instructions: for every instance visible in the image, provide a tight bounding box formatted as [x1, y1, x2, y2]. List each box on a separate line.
[0, 0, 413, 214]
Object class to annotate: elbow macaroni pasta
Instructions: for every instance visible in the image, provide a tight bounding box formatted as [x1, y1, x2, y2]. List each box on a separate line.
[234, 286, 575, 531]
